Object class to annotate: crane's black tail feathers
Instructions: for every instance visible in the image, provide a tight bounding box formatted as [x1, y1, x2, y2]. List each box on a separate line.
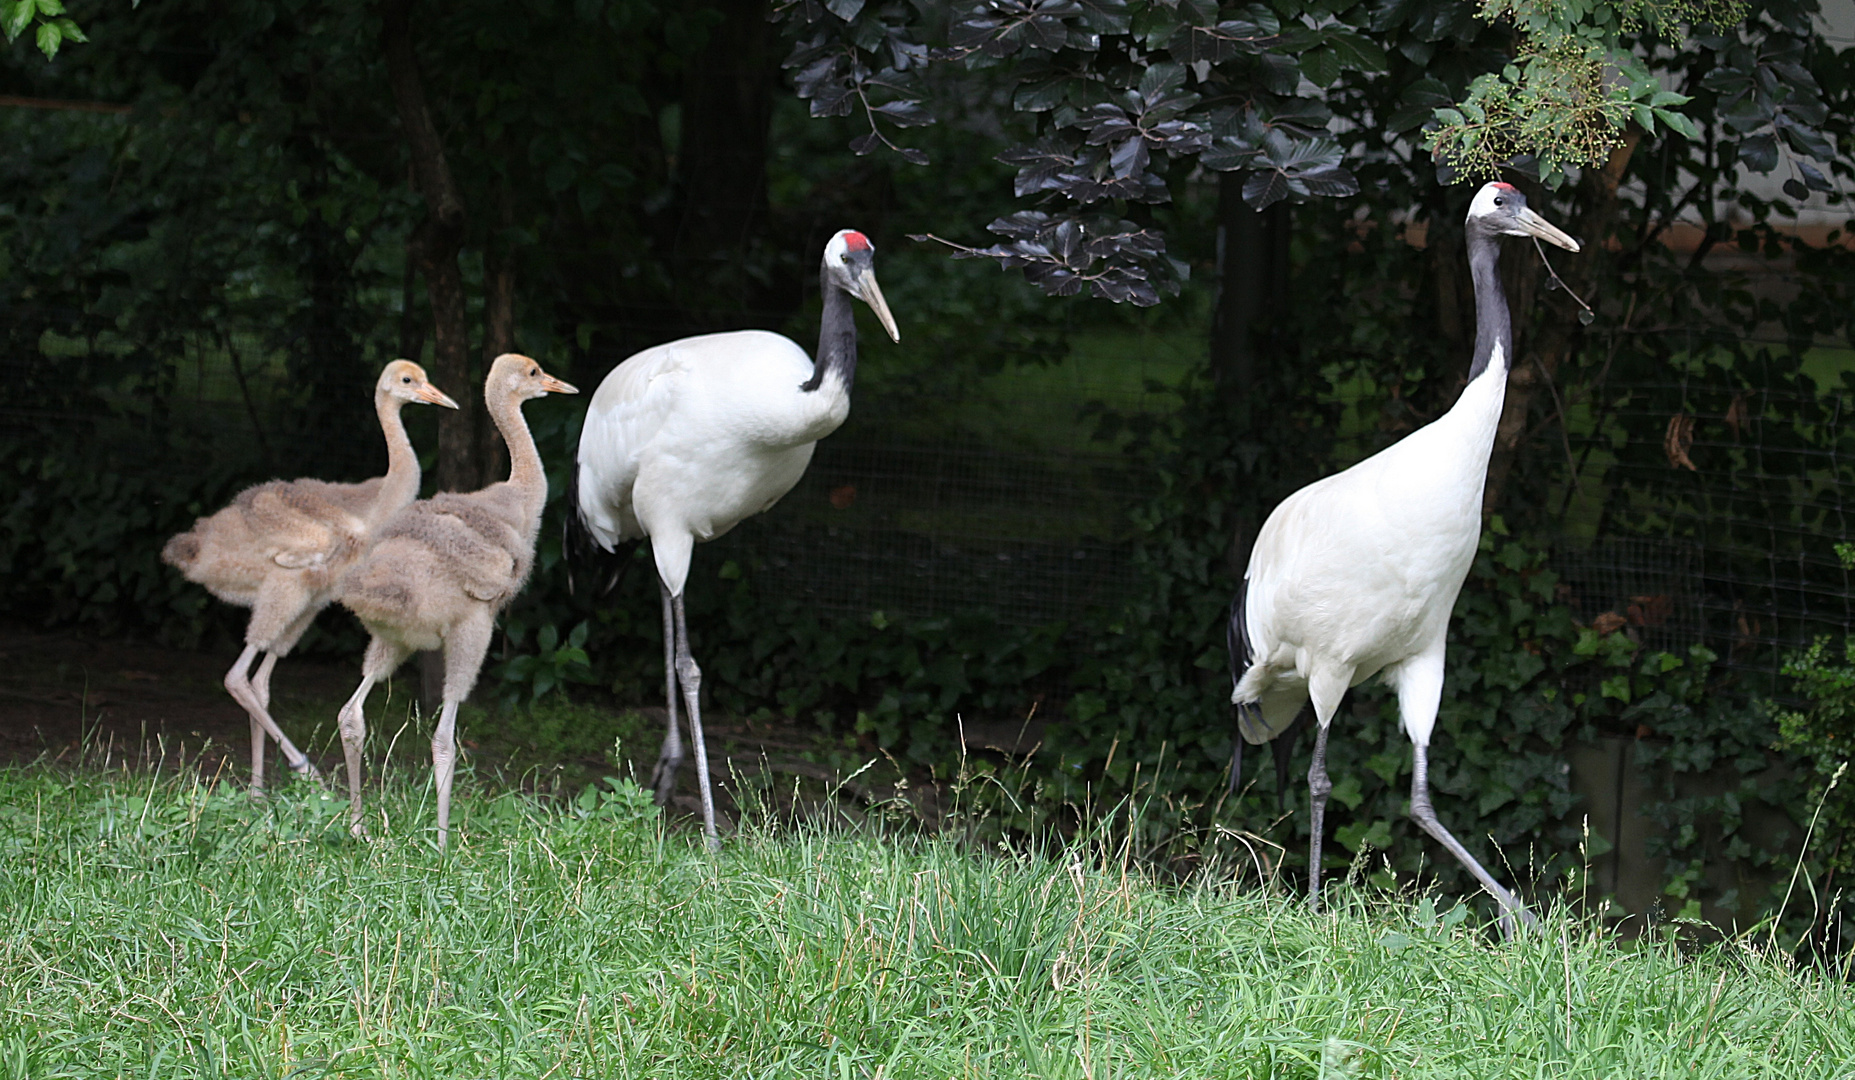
[1225, 579, 1306, 809]
[1226, 583, 1261, 798]
[563, 457, 642, 599]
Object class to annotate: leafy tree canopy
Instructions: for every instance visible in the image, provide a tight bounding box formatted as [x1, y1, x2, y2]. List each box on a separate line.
[779, 0, 1835, 303]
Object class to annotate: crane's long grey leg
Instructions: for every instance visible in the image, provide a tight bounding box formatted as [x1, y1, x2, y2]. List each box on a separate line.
[432, 699, 460, 852]
[671, 590, 720, 851]
[432, 608, 496, 853]
[337, 636, 408, 839]
[1409, 742, 1536, 934]
[1303, 667, 1351, 912]
[253, 608, 326, 781]
[336, 671, 378, 838]
[649, 579, 685, 806]
[247, 652, 267, 795]
[1306, 720, 1332, 910]
[251, 652, 279, 714]
[250, 651, 279, 793]
[224, 644, 315, 793]
[1392, 648, 1534, 935]
[247, 649, 320, 783]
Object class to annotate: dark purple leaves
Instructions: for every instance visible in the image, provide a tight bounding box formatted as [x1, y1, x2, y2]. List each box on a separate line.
[949, 0, 1086, 59]
[1797, 158, 1833, 192]
[1702, 29, 1836, 179]
[789, 47, 860, 118]
[871, 99, 932, 128]
[1163, 13, 1278, 65]
[999, 138, 1077, 196]
[1738, 133, 1779, 172]
[1389, 77, 1452, 134]
[1297, 166, 1360, 198]
[1199, 109, 1357, 207]
[783, 18, 935, 164]
[778, 0, 1364, 304]
[911, 213, 1180, 306]
[1241, 171, 1288, 208]
[1071, 0, 1130, 34]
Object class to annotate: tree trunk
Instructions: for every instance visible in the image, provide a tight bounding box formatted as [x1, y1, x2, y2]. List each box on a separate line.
[397, 254, 426, 365]
[295, 195, 368, 460]
[1212, 173, 1292, 572]
[478, 206, 516, 484]
[1482, 131, 1641, 515]
[381, 0, 476, 494]
[1210, 173, 1291, 414]
[671, 0, 778, 330]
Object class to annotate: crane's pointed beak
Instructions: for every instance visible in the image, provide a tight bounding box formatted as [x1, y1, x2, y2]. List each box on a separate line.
[540, 374, 580, 395]
[858, 272, 901, 343]
[418, 383, 461, 409]
[1515, 207, 1580, 252]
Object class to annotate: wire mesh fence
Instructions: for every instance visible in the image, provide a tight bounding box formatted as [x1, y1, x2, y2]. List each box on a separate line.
[1545, 363, 1855, 694]
[710, 437, 1147, 625]
[6, 313, 1855, 689]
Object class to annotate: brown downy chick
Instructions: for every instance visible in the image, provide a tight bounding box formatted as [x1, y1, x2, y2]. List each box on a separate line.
[334, 354, 578, 848]
[160, 360, 457, 790]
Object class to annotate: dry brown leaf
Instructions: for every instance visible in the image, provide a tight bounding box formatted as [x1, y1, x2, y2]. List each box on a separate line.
[1723, 391, 1749, 441]
[1664, 413, 1697, 471]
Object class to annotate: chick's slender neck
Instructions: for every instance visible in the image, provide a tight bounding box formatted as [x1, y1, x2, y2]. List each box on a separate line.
[371, 391, 421, 522]
[802, 266, 858, 394]
[489, 383, 546, 518]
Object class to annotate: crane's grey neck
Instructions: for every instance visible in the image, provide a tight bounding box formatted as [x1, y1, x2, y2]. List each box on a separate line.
[1466, 226, 1512, 382]
[801, 266, 857, 394]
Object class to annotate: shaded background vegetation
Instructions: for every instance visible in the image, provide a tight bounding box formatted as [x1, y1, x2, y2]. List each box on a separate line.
[4, 0, 1855, 944]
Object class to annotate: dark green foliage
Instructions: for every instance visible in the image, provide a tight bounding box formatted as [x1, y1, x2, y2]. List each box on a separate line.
[0, 441, 239, 645]
[1775, 550, 1855, 889]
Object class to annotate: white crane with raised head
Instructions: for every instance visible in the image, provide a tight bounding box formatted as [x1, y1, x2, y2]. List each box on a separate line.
[568, 229, 900, 849]
[1227, 182, 1580, 930]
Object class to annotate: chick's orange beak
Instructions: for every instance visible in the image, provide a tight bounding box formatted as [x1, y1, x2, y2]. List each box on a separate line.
[418, 382, 461, 409]
[540, 374, 579, 395]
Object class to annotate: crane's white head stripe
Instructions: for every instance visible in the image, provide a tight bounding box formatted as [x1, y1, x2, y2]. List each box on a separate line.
[1467, 181, 1519, 220]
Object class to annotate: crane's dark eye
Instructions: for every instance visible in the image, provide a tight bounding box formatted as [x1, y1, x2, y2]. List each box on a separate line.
[530, 367, 539, 376]
[1493, 196, 1505, 206]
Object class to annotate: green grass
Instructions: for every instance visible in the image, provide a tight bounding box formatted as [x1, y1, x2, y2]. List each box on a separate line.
[2, 764, 1851, 1078]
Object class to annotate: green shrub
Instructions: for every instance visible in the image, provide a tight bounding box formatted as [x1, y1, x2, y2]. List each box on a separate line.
[0, 440, 239, 645]
[1775, 536, 1855, 883]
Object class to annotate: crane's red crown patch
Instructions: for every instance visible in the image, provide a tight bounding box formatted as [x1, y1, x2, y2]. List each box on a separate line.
[1492, 182, 1517, 191]
[843, 231, 872, 251]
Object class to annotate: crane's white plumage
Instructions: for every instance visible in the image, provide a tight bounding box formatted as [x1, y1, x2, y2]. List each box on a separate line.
[576, 330, 849, 595]
[571, 229, 898, 847]
[1233, 345, 1504, 749]
[1227, 182, 1579, 929]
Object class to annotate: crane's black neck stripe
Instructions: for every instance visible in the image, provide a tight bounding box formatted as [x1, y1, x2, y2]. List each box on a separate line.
[1466, 225, 1512, 383]
[802, 265, 858, 393]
